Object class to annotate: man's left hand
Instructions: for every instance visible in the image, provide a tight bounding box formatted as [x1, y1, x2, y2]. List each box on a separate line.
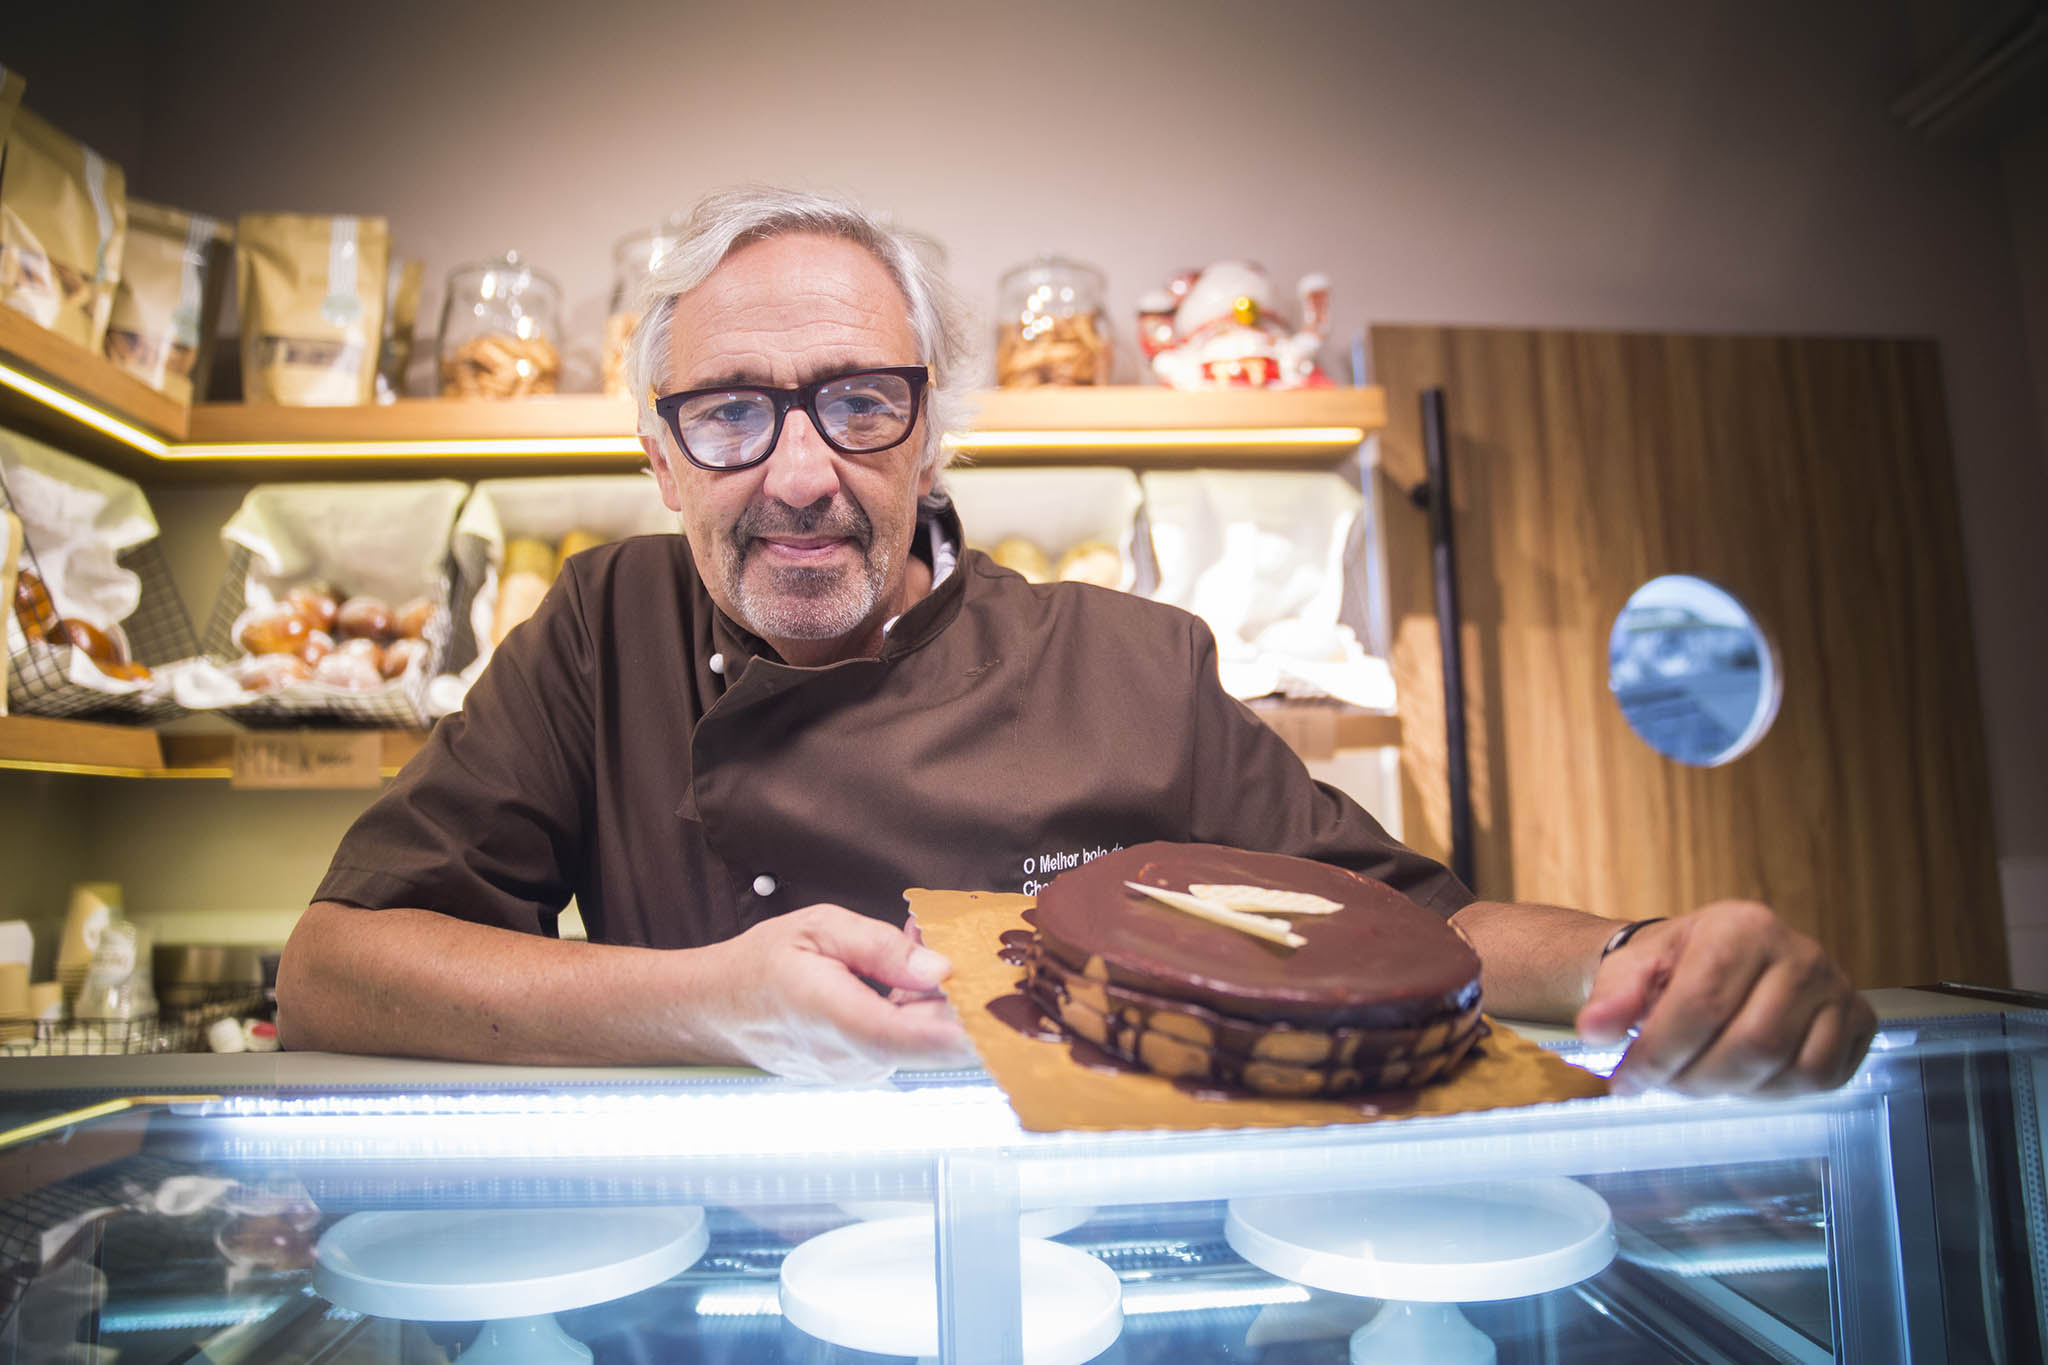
[1575, 901, 1877, 1096]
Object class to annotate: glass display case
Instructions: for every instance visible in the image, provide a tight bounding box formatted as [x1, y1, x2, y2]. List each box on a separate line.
[0, 1000, 2040, 1363]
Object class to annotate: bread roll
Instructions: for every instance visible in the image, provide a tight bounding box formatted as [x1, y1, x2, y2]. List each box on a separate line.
[492, 537, 557, 646]
[990, 536, 1052, 584]
[556, 529, 607, 565]
[231, 653, 312, 692]
[312, 650, 383, 690]
[381, 635, 430, 679]
[334, 636, 385, 673]
[284, 583, 339, 633]
[335, 595, 396, 643]
[1056, 540, 1123, 589]
[393, 596, 436, 640]
[239, 606, 310, 656]
[13, 570, 59, 641]
[296, 629, 335, 668]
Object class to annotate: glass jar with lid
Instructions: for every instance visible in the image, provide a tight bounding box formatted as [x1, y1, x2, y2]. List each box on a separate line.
[604, 217, 686, 396]
[995, 256, 1111, 387]
[436, 251, 562, 399]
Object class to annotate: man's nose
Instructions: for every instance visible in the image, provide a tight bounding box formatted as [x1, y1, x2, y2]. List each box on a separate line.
[760, 407, 842, 508]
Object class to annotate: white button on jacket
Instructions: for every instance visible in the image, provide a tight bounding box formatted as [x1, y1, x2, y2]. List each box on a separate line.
[752, 874, 776, 897]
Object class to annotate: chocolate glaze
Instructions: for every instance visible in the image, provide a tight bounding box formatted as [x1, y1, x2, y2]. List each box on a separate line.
[1066, 1034, 1142, 1075]
[1033, 842, 1480, 1027]
[1024, 949, 1478, 1063]
[987, 991, 1066, 1043]
[993, 931, 1478, 1101]
[987, 990, 1141, 1073]
[997, 929, 1035, 965]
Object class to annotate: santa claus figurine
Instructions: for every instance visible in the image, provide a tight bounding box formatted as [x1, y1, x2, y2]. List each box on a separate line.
[1136, 262, 1332, 389]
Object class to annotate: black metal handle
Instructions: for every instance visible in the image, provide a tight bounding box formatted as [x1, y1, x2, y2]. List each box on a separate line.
[1420, 387, 1476, 893]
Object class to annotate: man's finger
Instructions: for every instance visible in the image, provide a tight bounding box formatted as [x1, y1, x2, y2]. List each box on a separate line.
[782, 948, 970, 1064]
[1609, 907, 1774, 1093]
[1575, 925, 1672, 1045]
[1755, 995, 1878, 1096]
[793, 905, 954, 993]
[887, 996, 981, 1070]
[1660, 956, 1822, 1095]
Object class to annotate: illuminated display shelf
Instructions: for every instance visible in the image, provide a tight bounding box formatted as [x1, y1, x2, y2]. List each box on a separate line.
[0, 706, 1393, 781]
[2, 317, 1395, 778]
[0, 715, 428, 778]
[0, 310, 1384, 476]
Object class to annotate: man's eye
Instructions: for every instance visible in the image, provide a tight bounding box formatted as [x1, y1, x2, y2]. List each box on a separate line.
[707, 400, 759, 424]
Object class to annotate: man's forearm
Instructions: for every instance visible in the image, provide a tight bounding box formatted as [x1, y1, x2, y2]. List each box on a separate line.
[276, 901, 742, 1065]
[1447, 900, 1624, 1023]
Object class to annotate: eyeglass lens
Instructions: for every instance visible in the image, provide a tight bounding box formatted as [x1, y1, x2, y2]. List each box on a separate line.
[674, 371, 918, 468]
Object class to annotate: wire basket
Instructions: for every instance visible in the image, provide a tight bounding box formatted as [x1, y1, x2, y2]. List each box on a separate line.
[1, 986, 266, 1057]
[1, 466, 200, 723]
[201, 542, 451, 728]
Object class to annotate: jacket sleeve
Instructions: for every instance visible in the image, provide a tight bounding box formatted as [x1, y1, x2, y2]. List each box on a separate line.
[311, 563, 598, 936]
[1180, 614, 1474, 917]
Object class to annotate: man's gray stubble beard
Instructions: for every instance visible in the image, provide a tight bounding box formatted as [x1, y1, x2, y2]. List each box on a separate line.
[725, 497, 885, 641]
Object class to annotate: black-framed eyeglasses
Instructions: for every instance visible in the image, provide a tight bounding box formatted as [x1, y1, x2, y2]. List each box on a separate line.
[652, 365, 931, 472]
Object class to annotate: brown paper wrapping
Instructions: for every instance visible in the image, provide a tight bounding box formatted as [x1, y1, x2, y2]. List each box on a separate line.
[909, 887, 1609, 1134]
[0, 109, 127, 351]
[105, 200, 231, 405]
[237, 212, 389, 406]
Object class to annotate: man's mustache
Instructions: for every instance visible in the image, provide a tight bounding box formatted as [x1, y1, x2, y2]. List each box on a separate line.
[731, 497, 873, 551]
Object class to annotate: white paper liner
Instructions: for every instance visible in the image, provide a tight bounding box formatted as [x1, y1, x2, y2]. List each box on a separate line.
[179, 480, 467, 723]
[431, 474, 676, 716]
[1140, 469, 1392, 708]
[943, 466, 1144, 591]
[1, 430, 195, 711]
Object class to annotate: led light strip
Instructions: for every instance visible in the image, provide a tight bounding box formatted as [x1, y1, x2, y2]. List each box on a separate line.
[3, 365, 1369, 460]
[0, 361, 171, 457]
[950, 426, 1367, 453]
[0, 1094, 221, 1151]
[165, 436, 647, 460]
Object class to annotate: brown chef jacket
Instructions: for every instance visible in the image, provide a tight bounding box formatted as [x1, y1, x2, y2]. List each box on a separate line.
[315, 504, 1473, 947]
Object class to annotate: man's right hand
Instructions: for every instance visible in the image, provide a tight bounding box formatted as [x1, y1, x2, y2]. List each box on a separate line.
[687, 904, 979, 1082]
[278, 900, 978, 1078]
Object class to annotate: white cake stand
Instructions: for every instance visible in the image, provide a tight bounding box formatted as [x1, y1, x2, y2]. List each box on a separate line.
[837, 1199, 1096, 1239]
[779, 1215, 1123, 1365]
[314, 1206, 709, 1365]
[1226, 1179, 1615, 1365]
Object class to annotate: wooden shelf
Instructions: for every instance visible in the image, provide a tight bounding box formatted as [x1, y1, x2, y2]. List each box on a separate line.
[0, 308, 187, 440]
[0, 308, 187, 471]
[0, 713, 166, 775]
[2, 321, 1394, 778]
[1, 310, 1383, 476]
[0, 714, 426, 779]
[966, 385, 1383, 434]
[0, 711, 1387, 780]
[184, 394, 640, 446]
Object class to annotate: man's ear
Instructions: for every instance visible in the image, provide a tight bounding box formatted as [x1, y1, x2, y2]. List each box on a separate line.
[915, 431, 940, 502]
[643, 434, 683, 511]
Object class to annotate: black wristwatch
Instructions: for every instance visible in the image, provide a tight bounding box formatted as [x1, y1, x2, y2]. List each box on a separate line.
[1601, 917, 1669, 958]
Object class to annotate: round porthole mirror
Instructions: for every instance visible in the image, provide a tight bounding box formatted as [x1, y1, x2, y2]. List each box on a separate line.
[1608, 575, 1780, 767]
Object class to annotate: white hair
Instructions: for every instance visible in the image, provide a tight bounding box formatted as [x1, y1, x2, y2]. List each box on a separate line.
[625, 186, 969, 479]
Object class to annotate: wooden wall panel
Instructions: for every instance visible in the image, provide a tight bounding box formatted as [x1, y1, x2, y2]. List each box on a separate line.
[1374, 326, 2005, 988]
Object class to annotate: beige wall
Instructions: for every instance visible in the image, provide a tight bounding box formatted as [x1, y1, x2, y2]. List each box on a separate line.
[5, 0, 2046, 972]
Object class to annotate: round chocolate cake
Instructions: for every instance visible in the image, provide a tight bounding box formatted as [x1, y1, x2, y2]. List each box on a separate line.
[1024, 842, 1483, 1097]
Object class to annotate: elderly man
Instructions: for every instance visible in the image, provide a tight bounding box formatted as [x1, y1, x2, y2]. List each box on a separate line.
[279, 187, 1874, 1094]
